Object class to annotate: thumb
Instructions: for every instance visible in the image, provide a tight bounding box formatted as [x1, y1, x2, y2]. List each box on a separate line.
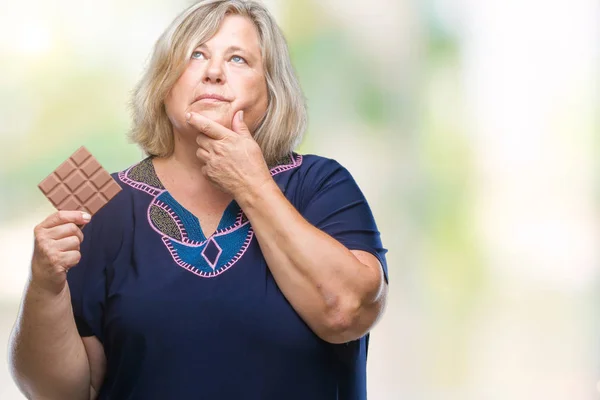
[232, 110, 251, 137]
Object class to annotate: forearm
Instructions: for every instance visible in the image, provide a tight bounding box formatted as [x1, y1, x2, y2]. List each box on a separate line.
[237, 180, 384, 343]
[9, 277, 90, 400]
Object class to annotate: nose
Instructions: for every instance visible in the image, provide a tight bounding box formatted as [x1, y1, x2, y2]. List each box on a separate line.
[203, 58, 225, 84]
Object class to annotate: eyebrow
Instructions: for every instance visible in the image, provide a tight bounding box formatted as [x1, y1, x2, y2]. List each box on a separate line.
[226, 45, 248, 54]
[197, 44, 250, 54]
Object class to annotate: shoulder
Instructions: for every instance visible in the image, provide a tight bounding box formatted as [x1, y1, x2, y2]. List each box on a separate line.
[114, 157, 164, 194]
[274, 153, 351, 185]
[95, 169, 136, 220]
[82, 163, 139, 239]
[295, 153, 351, 183]
[288, 153, 358, 196]
[77, 161, 144, 261]
[292, 153, 344, 171]
[273, 153, 360, 211]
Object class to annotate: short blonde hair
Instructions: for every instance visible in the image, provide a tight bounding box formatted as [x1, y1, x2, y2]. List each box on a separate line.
[129, 0, 307, 167]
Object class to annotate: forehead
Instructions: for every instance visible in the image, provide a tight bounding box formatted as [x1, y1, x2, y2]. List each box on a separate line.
[202, 14, 261, 52]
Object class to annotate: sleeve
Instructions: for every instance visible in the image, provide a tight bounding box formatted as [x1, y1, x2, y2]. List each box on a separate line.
[299, 158, 389, 282]
[67, 182, 128, 342]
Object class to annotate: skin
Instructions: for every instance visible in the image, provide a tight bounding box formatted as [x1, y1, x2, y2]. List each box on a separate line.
[164, 14, 268, 153]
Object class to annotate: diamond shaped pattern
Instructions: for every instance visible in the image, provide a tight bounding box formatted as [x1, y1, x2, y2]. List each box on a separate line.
[201, 238, 222, 269]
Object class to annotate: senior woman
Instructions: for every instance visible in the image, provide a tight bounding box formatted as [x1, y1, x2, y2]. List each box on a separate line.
[9, 1, 388, 399]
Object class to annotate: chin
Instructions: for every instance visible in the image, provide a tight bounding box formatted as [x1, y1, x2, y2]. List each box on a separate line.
[190, 109, 231, 129]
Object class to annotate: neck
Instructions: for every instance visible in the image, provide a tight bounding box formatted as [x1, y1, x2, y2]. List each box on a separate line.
[170, 129, 204, 174]
[156, 130, 228, 199]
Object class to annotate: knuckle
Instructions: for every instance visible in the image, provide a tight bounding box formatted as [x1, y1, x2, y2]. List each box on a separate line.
[33, 224, 43, 237]
[67, 223, 79, 235]
[38, 238, 50, 252]
[48, 253, 60, 267]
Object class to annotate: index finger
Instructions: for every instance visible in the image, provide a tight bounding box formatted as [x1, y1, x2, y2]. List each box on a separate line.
[185, 112, 231, 140]
[40, 210, 91, 229]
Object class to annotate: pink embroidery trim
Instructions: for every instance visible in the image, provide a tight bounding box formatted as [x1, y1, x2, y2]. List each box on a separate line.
[118, 168, 163, 197]
[270, 153, 303, 176]
[147, 198, 252, 246]
[118, 153, 302, 278]
[162, 231, 254, 277]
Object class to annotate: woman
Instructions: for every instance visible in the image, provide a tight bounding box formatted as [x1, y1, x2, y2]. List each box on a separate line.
[9, 1, 389, 399]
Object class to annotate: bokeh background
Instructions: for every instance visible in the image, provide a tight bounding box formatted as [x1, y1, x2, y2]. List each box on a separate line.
[1, 0, 599, 398]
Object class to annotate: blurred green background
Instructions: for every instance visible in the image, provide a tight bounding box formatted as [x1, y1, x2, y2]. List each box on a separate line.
[1, 0, 599, 398]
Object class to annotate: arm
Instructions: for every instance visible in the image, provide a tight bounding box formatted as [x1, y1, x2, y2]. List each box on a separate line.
[237, 179, 387, 344]
[188, 111, 388, 344]
[10, 281, 91, 399]
[8, 211, 106, 399]
[84, 336, 107, 400]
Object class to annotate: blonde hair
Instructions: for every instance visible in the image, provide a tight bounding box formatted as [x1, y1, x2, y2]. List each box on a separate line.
[129, 0, 307, 166]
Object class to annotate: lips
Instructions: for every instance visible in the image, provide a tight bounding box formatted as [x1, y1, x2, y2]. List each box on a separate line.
[194, 94, 229, 102]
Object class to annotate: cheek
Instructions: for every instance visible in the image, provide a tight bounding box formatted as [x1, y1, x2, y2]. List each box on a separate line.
[169, 82, 187, 108]
[258, 85, 268, 110]
[164, 93, 181, 127]
[253, 77, 268, 102]
[242, 82, 268, 131]
[240, 76, 268, 110]
[165, 78, 192, 124]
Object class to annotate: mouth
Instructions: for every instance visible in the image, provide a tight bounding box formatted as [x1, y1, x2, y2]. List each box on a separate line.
[193, 94, 230, 103]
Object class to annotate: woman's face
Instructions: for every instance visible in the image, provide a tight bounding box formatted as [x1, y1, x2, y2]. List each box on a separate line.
[165, 14, 268, 135]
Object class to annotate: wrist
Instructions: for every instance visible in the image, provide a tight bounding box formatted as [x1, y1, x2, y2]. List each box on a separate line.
[30, 260, 68, 297]
[28, 276, 69, 300]
[235, 176, 279, 209]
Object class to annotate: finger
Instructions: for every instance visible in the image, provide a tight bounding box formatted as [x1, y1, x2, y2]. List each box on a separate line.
[61, 250, 82, 269]
[186, 112, 229, 140]
[39, 211, 91, 229]
[231, 110, 252, 137]
[45, 222, 84, 242]
[54, 236, 81, 252]
[196, 147, 211, 162]
[195, 133, 212, 150]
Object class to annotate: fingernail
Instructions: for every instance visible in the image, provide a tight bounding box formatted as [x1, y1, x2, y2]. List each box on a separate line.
[81, 212, 91, 222]
[186, 112, 191, 121]
[238, 110, 244, 122]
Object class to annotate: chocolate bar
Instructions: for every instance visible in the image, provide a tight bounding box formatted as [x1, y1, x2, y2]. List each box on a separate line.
[38, 146, 121, 215]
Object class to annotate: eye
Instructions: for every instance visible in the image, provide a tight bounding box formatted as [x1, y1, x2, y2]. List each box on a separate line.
[231, 55, 246, 64]
[191, 51, 206, 60]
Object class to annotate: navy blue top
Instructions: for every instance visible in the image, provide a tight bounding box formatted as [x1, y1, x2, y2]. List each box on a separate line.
[67, 153, 388, 400]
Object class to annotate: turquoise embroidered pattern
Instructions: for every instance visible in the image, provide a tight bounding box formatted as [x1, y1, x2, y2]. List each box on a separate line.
[118, 154, 302, 278]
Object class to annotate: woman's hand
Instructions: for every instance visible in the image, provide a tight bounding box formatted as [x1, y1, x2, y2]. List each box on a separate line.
[187, 110, 273, 199]
[31, 211, 90, 295]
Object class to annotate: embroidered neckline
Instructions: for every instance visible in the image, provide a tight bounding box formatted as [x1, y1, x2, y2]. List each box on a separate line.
[116, 152, 303, 278]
